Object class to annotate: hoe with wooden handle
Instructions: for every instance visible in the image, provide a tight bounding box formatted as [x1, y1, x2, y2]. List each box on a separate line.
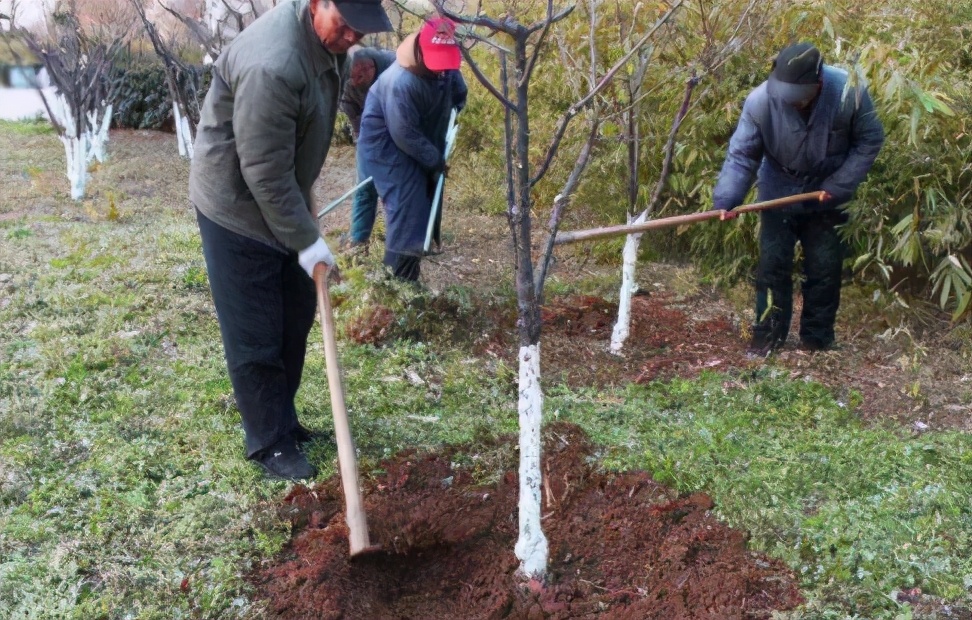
[313, 263, 379, 557]
[553, 191, 827, 246]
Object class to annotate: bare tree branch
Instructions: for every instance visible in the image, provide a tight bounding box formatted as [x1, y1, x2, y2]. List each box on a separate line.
[535, 112, 599, 297]
[458, 46, 515, 110]
[159, 1, 219, 57]
[530, 0, 684, 187]
[438, 5, 519, 35]
[521, 3, 573, 87]
[643, 71, 698, 216]
[525, 2, 574, 34]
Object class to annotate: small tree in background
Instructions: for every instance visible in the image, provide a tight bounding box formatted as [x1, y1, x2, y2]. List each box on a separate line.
[432, 0, 682, 579]
[160, 0, 277, 63]
[7, 1, 129, 199]
[130, 0, 202, 159]
[608, 0, 767, 354]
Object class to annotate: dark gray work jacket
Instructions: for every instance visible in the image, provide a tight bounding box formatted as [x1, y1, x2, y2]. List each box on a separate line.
[713, 65, 884, 213]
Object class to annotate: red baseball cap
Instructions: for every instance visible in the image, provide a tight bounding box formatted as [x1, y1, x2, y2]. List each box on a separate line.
[418, 18, 461, 71]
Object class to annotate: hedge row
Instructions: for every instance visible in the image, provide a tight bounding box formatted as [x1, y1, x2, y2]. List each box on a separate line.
[110, 64, 211, 131]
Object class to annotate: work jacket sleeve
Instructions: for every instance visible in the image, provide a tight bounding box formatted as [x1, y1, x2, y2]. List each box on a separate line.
[386, 81, 445, 173]
[819, 88, 884, 204]
[340, 86, 364, 138]
[712, 92, 765, 210]
[452, 72, 468, 113]
[232, 64, 319, 252]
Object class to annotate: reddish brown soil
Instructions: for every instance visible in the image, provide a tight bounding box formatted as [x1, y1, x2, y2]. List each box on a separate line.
[537, 292, 750, 386]
[254, 147, 970, 620]
[251, 423, 802, 619]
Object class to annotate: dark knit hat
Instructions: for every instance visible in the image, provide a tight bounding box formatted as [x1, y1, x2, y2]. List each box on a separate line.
[767, 42, 823, 106]
[771, 42, 823, 84]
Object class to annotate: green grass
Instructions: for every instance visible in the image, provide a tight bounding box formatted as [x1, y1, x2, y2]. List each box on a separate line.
[1, 119, 970, 619]
[0, 117, 54, 136]
[552, 374, 972, 617]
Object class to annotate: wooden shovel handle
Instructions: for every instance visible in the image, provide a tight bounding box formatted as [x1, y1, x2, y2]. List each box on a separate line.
[313, 263, 372, 555]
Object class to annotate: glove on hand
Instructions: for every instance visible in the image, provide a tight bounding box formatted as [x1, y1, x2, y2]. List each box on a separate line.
[712, 200, 740, 220]
[297, 237, 336, 279]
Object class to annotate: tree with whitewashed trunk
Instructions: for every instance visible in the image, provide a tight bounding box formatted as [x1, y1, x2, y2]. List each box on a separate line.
[10, 6, 125, 199]
[434, 0, 683, 579]
[609, 0, 764, 355]
[159, 0, 275, 63]
[131, 0, 202, 160]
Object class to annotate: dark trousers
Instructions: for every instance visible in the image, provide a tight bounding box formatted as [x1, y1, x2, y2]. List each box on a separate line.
[196, 209, 317, 457]
[754, 209, 846, 349]
[383, 250, 421, 281]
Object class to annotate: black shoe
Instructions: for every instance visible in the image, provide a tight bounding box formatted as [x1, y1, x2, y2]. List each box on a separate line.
[291, 423, 331, 446]
[253, 438, 317, 481]
[746, 336, 783, 359]
[799, 338, 835, 352]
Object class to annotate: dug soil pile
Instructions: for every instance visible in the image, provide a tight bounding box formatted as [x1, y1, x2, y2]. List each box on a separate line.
[251, 423, 801, 619]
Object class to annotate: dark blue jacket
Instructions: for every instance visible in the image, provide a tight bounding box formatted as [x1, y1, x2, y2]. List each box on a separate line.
[358, 62, 467, 255]
[713, 65, 884, 214]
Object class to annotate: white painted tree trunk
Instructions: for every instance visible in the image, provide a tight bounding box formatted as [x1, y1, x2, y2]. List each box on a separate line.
[609, 211, 648, 355]
[206, 0, 224, 36]
[86, 103, 112, 164]
[514, 343, 548, 579]
[49, 94, 89, 200]
[173, 103, 194, 160]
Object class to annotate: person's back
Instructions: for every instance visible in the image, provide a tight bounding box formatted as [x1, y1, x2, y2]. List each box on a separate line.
[357, 18, 467, 280]
[191, 0, 346, 253]
[714, 64, 882, 216]
[360, 63, 463, 174]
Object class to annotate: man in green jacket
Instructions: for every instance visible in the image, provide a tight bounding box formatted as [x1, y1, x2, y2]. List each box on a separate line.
[189, 0, 392, 480]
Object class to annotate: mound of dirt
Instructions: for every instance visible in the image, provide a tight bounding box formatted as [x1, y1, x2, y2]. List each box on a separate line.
[250, 423, 802, 619]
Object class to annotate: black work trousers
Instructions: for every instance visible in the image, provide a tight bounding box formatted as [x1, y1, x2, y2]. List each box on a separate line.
[196, 209, 317, 457]
[753, 209, 846, 349]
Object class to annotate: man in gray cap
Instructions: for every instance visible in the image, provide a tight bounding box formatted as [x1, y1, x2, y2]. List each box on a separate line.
[713, 42, 884, 355]
[189, 0, 392, 480]
[340, 46, 396, 248]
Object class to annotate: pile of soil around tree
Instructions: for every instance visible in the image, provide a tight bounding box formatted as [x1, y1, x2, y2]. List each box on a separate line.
[250, 423, 802, 619]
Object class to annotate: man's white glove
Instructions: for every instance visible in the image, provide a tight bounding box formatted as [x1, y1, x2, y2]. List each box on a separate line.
[297, 237, 336, 278]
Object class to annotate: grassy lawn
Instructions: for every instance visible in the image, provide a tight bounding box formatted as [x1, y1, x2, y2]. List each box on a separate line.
[1, 120, 970, 619]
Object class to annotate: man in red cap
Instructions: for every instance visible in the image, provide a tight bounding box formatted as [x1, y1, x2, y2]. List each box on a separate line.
[357, 18, 468, 281]
[190, 0, 392, 481]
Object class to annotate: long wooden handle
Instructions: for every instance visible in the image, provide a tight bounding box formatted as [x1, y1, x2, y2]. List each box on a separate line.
[313, 263, 371, 555]
[553, 191, 826, 246]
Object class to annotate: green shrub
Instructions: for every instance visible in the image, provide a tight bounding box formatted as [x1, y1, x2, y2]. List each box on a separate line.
[110, 62, 211, 130]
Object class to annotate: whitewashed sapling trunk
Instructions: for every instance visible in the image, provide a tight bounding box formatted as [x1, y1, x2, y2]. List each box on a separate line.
[513, 343, 548, 578]
[86, 103, 112, 164]
[173, 102, 194, 159]
[609, 212, 647, 355]
[50, 93, 89, 200]
[611, 74, 698, 354]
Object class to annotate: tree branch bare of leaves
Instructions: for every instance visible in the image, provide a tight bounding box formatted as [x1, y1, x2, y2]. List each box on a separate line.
[531, 0, 684, 187]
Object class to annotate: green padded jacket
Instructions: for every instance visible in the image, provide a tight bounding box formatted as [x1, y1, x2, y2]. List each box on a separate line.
[189, 0, 346, 253]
